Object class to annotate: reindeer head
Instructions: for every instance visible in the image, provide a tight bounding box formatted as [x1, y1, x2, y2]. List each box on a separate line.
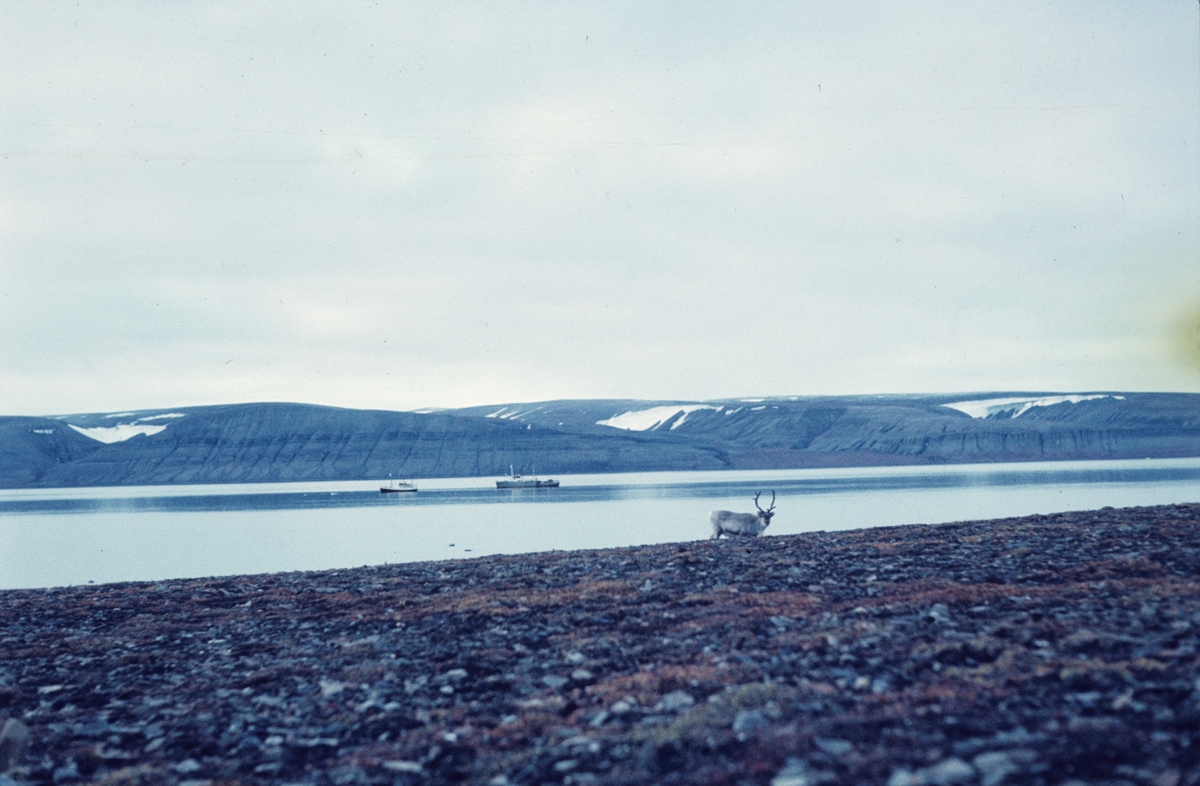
[754, 490, 776, 529]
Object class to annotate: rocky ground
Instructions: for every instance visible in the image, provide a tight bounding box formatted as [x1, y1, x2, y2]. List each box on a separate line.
[1, 503, 1199, 786]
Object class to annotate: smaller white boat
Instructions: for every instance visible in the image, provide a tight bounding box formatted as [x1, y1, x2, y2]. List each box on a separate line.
[380, 478, 418, 493]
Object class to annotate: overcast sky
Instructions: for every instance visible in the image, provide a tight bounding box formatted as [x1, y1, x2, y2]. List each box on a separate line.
[3, 2, 1198, 416]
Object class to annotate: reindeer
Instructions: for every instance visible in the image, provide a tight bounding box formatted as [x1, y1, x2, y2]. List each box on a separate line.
[710, 491, 776, 539]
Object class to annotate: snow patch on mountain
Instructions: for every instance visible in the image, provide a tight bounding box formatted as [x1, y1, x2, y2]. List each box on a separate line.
[943, 395, 1122, 419]
[68, 413, 187, 443]
[69, 423, 170, 443]
[486, 406, 542, 420]
[597, 405, 722, 431]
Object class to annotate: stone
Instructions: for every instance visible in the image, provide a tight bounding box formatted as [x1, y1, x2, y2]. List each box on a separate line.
[732, 710, 768, 734]
[173, 758, 203, 774]
[51, 762, 80, 783]
[813, 738, 853, 757]
[923, 757, 975, 785]
[0, 719, 30, 773]
[655, 691, 696, 713]
[972, 751, 1020, 786]
[329, 765, 368, 785]
[927, 604, 953, 625]
[771, 757, 833, 786]
[564, 774, 598, 785]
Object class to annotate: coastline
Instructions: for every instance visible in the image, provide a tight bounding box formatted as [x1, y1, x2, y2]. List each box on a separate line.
[2, 503, 1198, 785]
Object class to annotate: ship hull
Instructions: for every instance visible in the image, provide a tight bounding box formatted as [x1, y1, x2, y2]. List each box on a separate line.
[495, 479, 559, 489]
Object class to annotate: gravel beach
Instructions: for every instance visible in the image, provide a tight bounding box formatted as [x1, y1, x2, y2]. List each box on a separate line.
[2, 503, 1198, 786]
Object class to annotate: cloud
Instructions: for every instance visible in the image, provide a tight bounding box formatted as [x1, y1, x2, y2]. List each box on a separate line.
[1, 2, 1198, 414]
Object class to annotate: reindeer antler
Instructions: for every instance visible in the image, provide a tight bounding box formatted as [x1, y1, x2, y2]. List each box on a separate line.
[754, 490, 776, 514]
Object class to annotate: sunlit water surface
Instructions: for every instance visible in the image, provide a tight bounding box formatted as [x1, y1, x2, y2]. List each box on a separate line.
[1, 458, 1197, 589]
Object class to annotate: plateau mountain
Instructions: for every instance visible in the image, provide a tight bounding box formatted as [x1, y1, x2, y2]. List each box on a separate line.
[0, 393, 1196, 488]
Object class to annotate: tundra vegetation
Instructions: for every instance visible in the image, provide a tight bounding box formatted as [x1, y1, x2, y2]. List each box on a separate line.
[1, 504, 1198, 785]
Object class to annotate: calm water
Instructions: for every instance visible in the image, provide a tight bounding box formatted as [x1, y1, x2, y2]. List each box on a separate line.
[1, 458, 1197, 590]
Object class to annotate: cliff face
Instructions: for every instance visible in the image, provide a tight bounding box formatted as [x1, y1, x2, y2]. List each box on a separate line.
[792, 394, 1200, 463]
[0, 403, 731, 488]
[1, 392, 1197, 488]
[0, 417, 103, 487]
[453, 392, 1200, 465]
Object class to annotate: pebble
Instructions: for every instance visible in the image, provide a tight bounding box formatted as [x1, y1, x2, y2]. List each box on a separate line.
[0, 719, 29, 773]
[772, 757, 833, 786]
[813, 738, 853, 757]
[172, 758, 203, 774]
[732, 709, 768, 734]
[971, 751, 1021, 786]
[923, 758, 975, 785]
[888, 758, 974, 786]
[655, 690, 696, 713]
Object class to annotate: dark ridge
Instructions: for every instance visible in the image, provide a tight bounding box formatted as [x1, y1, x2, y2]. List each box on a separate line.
[2, 392, 1197, 488]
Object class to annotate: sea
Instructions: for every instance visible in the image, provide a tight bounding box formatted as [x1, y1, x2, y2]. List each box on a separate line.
[1, 458, 1198, 590]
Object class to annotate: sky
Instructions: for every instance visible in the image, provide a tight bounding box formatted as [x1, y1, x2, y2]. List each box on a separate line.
[3, 2, 1199, 416]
